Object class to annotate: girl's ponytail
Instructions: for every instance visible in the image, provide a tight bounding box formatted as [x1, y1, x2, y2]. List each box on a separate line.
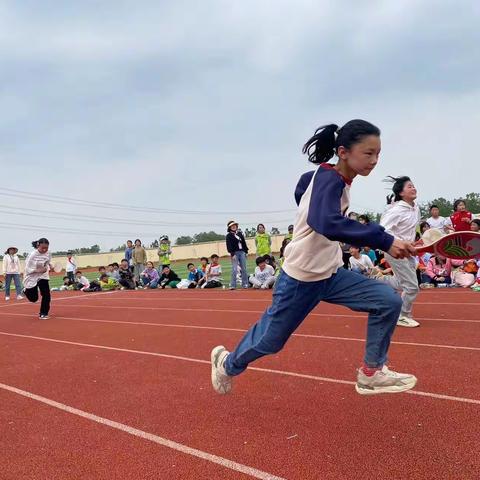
[302, 119, 380, 165]
[302, 124, 338, 164]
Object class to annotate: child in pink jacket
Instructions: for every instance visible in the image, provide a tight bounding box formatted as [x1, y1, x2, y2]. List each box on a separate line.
[423, 255, 453, 286]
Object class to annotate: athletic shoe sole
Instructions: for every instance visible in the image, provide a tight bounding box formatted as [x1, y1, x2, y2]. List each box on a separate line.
[211, 345, 232, 394]
[355, 376, 417, 396]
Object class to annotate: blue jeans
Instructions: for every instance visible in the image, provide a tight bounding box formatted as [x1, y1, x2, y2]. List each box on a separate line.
[141, 275, 158, 289]
[5, 274, 22, 297]
[231, 251, 249, 289]
[225, 268, 402, 375]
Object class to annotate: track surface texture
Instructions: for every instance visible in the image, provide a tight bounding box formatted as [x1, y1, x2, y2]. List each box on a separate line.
[1, 288, 479, 479]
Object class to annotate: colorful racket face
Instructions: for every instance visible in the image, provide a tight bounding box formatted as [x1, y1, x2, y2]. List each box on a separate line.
[434, 232, 480, 259]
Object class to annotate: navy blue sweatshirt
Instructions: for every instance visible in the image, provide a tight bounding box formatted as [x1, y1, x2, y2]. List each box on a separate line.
[283, 165, 394, 281]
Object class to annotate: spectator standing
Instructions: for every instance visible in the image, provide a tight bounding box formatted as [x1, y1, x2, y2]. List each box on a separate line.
[226, 221, 249, 289]
[125, 240, 134, 272]
[255, 224, 271, 257]
[158, 236, 172, 268]
[65, 252, 77, 282]
[132, 239, 147, 282]
[2, 246, 23, 301]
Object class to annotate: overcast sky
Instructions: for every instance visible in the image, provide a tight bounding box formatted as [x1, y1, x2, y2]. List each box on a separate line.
[1, 0, 479, 253]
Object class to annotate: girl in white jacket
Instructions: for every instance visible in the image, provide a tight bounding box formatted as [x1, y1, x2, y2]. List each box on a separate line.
[2, 247, 23, 300]
[380, 176, 421, 328]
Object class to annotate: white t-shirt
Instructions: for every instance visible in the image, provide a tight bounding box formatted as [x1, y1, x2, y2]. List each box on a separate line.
[24, 249, 51, 289]
[76, 275, 90, 288]
[253, 265, 275, 283]
[349, 254, 374, 272]
[427, 216, 451, 231]
[65, 257, 77, 273]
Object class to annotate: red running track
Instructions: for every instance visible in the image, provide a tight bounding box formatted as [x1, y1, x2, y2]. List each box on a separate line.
[0, 289, 479, 479]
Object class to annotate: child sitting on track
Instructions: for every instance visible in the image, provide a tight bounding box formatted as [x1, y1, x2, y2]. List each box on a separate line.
[159, 266, 181, 289]
[74, 271, 90, 291]
[99, 273, 119, 291]
[141, 261, 160, 289]
[249, 256, 276, 289]
[118, 259, 136, 290]
[202, 254, 223, 289]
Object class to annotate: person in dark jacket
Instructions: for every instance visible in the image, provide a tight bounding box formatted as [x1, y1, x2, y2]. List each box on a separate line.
[118, 259, 136, 290]
[226, 220, 249, 289]
[159, 266, 180, 289]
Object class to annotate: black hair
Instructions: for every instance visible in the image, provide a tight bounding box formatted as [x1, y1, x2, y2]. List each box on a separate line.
[120, 258, 128, 263]
[187, 263, 194, 268]
[302, 119, 380, 164]
[134, 239, 141, 245]
[227, 221, 238, 232]
[358, 214, 370, 224]
[419, 221, 430, 234]
[429, 204, 439, 211]
[63, 276, 69, 280]
[76, 270, 82, 275]
[112, 262, 119, 268]
[257, 223, 265, 231]
[200, 256, 209, 263]
[453, 199, 466, 212]
[211, 254, 219, 260]
[98, 266, 106, 271]
[126, 240, 133, 244]
[280, 237, 291, 258]
[32, 238, 49, 249]
[99, 273, 108, 280]
[349, 245, 361, 251]
[255, 256, 266, 266]
[471, 219, 480, 228]
[384, 176, 412, 204]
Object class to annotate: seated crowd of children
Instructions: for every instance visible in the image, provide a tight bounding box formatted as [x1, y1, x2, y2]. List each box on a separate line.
[342, 214, 480, 291]
[55, 253, 279, 292]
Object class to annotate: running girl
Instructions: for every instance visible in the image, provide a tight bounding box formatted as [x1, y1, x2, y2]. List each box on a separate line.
[380, 176, 421, 328]
[24, 238, 52, 319]
[211, 120, 417, 396]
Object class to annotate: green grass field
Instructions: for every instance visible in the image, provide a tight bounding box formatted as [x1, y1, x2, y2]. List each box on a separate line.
[49, 256, 262, 288]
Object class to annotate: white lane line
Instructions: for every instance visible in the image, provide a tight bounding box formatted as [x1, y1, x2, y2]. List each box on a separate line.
[63, 294, 480, 306]
[0, 290, 118, 309]
[2, 312, 478, 353]
[0, 382, 285, 480]
[13, 303, 479, 325]
[0, 331, 479, 406]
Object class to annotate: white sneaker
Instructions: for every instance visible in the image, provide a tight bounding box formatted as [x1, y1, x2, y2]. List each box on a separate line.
[17, 295, 24, 300]
[5, 296, 10, 301]
[356, 365, 417, 395]
[397, 316, 420, 328]
[211, 345, 233, 394]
